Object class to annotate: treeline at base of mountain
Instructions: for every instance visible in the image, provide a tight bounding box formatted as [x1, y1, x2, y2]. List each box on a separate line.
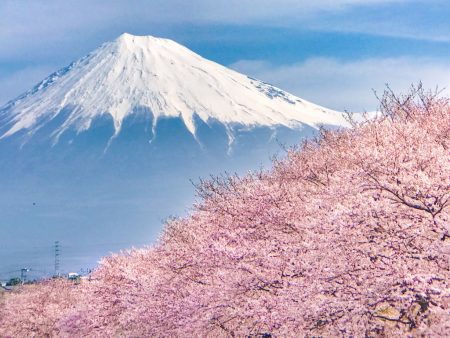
[1, 85, 449, 337]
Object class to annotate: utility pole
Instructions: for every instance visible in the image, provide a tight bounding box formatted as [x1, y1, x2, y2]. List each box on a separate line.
[54, 241, 60, 277]
[20, 268, 30, 284]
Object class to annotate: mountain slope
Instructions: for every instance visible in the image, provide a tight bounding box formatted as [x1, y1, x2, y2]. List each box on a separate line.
[0, 33, 346, 144]
[0, 33, 348, 276]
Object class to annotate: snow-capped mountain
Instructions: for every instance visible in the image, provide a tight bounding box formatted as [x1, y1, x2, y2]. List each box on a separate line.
[0, 33, 347, 276]
[0, 33, 346, 144]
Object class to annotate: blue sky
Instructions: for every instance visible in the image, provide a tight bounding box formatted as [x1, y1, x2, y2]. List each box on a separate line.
[1, 0, 450, 111]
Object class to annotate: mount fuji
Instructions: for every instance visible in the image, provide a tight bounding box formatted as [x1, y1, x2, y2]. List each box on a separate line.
[0, 34, 347, 276]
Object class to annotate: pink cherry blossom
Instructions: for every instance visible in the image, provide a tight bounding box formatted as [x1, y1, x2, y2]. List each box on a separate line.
[1, 85, 449, 337]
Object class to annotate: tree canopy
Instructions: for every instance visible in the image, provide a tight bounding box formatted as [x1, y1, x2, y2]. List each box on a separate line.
[1, 86, 449, 337]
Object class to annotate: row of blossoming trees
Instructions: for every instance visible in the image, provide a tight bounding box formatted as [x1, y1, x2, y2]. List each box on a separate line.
[1, 87, 449, 337]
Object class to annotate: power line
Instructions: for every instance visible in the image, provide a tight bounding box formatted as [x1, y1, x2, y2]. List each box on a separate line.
[0, 239, 153, 280]
[0, 239, 151, 253]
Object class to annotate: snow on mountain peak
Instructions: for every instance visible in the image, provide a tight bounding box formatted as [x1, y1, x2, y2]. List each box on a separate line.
[0, 33, 348, 141]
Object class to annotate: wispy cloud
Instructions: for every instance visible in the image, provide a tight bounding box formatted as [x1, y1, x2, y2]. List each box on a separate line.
[306, 0, 450, 43]
[230, 57, 450, 112]
[0, 0, 433, 61]
[0, 0, 408, 31]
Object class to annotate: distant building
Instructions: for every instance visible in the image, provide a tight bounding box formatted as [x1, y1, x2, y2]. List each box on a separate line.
[68, 272, 80, 281]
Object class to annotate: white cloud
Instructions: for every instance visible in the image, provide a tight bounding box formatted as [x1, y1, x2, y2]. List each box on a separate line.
[0, 0, 405, 32]
[306, 0, 450, 43]
[165, 0, 407, 23]
[230, 57, 450, 112]
[0, 0, 418, 61]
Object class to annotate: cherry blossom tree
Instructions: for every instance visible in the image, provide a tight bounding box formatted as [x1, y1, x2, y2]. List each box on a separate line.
[1, 85, 448, 337]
